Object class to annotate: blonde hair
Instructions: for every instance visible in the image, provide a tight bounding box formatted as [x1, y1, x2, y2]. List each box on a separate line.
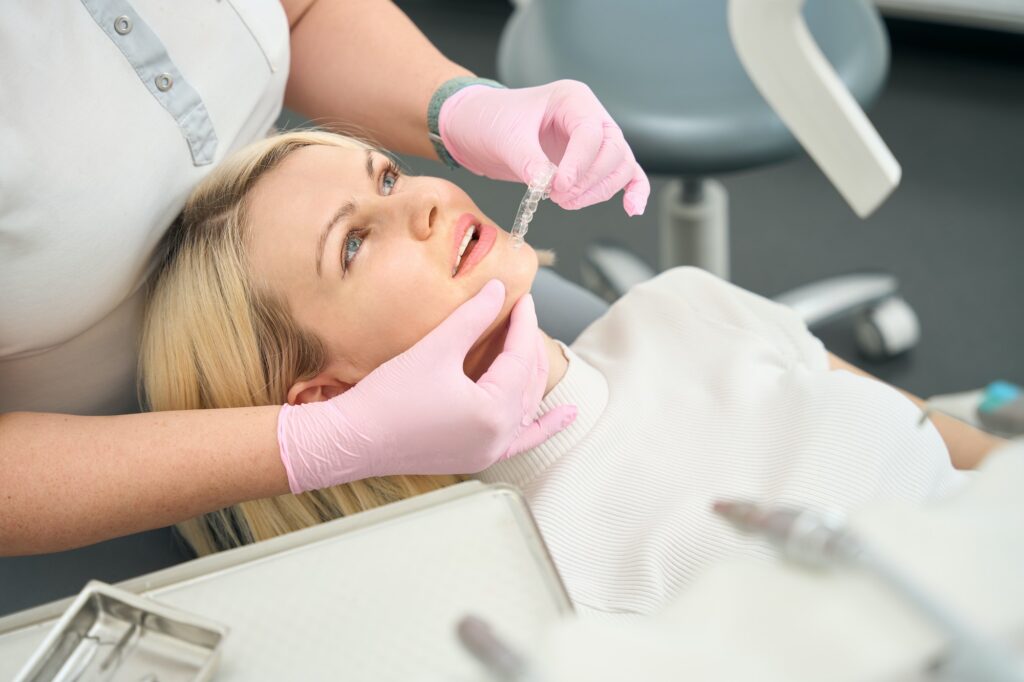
[140, 131, 461, 556]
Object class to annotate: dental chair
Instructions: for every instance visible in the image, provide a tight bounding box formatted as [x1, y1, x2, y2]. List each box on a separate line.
[499, 0, 921, 359]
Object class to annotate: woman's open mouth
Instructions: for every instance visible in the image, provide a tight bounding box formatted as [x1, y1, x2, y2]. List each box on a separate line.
[451, 213, 497, 278]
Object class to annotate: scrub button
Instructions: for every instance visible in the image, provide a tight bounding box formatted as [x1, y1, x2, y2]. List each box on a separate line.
[155, 73, 174, 92]
[113, 15, 133, 35]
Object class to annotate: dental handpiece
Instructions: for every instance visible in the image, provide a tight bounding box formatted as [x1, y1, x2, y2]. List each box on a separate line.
[510, 162, 557, 250]
[713, 500, 1024, 682]
[712, 501, 860, 568]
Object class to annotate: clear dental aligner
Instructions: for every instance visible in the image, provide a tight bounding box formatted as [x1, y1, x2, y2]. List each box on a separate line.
[510, 162, 557, 249]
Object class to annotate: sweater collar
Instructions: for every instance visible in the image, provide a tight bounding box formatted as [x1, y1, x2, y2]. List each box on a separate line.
[473, 342, 609, 490]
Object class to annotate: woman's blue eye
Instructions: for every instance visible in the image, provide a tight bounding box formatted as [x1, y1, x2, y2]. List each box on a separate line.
[343, 233, 363, 269]
[382, 172, 397, 195]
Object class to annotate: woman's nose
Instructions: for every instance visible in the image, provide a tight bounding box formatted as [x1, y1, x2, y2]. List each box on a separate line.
[407, 191, 440, 241]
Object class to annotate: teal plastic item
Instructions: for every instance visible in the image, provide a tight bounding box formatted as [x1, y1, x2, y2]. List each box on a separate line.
[977, 380, 1024, 437]
[979, 380, 1022, 414]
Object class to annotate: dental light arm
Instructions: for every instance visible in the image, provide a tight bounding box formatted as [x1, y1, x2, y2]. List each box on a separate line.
[728, 0, 902, 217]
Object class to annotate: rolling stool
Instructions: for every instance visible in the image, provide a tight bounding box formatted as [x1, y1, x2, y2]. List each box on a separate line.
[499, 0, 920, 359]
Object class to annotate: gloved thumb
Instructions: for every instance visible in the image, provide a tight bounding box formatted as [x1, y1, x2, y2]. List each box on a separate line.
[476, 292, 541, 398]
[503, 405, 578, 459]
[419, 279, 507, 360]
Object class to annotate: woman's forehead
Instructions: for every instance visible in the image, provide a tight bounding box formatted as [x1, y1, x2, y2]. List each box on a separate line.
[249, 145, 368, 217]
[278, 143, 368, 179]
[245, 150, 349, 272]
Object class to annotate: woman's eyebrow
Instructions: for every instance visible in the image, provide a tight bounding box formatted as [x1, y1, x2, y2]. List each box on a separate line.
[314, 149, 379, 277]
[365, 148, 376, 178]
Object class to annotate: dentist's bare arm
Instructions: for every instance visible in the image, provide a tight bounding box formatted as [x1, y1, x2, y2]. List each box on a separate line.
[0, 408, 290, 556]
[827, 353, 1006, 470]
[282, 0, 473, 158]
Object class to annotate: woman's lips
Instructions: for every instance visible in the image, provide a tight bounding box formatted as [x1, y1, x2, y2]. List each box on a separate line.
[453, 223, 497, 279]
[451, 213, 478, 274]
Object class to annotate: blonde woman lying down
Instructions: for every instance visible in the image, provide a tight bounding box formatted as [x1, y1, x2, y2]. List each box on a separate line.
[141, 130, 1003, 618]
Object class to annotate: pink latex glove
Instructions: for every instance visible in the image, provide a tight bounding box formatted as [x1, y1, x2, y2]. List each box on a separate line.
[277, 280, 577, 494]
[439, 79, 651, 216]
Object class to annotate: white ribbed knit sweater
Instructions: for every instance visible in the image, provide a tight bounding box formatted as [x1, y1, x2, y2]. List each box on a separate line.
[475, 268, 964, 619]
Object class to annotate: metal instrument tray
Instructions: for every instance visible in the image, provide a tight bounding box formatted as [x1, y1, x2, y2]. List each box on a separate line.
[15, 580, 226, 682]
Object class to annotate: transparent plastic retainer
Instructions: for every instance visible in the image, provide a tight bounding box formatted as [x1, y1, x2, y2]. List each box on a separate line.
[510, 162, 557, 249]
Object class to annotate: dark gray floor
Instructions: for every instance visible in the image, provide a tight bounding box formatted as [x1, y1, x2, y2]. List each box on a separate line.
[3, 4, 1021, 619]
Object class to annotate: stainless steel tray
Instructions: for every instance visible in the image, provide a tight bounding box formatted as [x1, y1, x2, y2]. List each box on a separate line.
[14, 581, 227, 682]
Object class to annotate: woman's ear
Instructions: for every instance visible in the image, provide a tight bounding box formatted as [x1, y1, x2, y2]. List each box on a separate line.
[287, 372, 353, 405]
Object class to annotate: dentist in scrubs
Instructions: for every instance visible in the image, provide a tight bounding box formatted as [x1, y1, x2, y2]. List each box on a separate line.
[0, 0, 649, 556]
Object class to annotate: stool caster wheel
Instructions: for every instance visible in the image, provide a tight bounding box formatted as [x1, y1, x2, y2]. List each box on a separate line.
[854, 296, 920, 360]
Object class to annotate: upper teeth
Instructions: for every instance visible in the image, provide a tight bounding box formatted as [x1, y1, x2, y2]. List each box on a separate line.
[453, 226, 477, 275]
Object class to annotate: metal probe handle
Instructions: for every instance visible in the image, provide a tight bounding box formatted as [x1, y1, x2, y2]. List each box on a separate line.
[456, 615, 546, 682]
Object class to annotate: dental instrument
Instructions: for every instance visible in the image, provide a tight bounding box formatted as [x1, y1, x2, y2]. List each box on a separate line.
[510, 162, 556, 249]
[13, 581, 228, 682]
[713, 500, 1024, 682]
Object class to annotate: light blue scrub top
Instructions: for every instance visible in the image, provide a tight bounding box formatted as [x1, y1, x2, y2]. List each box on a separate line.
[0, 0, 290, 415]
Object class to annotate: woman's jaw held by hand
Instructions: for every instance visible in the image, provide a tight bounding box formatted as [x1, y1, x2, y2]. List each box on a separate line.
[243, 142, 565, 403]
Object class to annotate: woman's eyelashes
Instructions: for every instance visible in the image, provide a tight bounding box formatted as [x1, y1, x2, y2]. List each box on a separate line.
[342, 229, 366, 271]
[380, 159, 400, 196]
[341, 159, 401, 273]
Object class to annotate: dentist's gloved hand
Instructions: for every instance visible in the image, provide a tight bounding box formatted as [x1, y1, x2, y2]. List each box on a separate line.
[439, 80, 650, 216]
[277, 280, 577, 494]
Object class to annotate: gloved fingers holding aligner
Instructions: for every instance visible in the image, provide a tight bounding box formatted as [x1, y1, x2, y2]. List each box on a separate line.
[557, 125, 635, 210]
[548, 95, 649, 215]
[549, 118, 606, 199]
[439, 79, 650, 217]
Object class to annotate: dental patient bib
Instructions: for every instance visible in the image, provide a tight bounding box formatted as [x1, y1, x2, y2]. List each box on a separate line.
[474, 267, 965, 619]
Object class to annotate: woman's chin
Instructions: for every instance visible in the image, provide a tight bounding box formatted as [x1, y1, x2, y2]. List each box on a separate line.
[505, 236, 539, 281]
[468, 236, 537, 303]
